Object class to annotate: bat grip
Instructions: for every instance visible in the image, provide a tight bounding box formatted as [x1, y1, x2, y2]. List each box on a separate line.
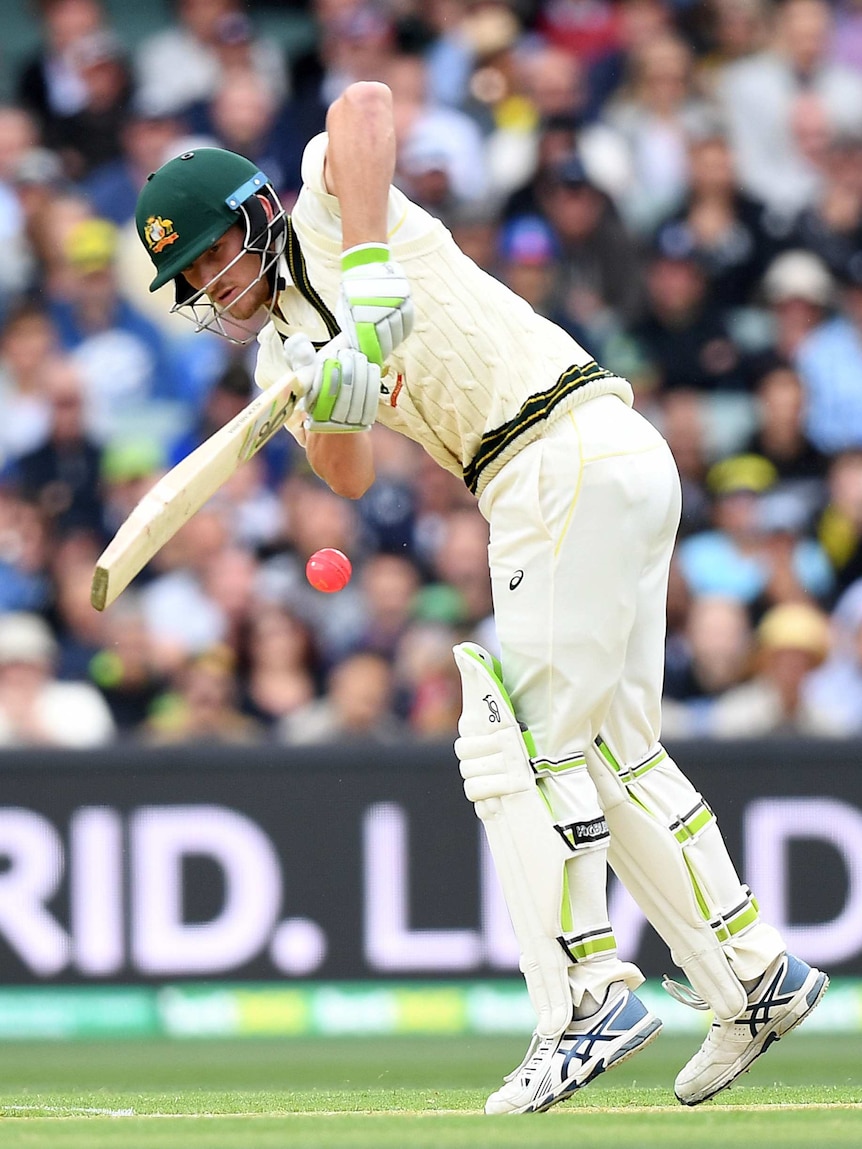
[284, 333, 348, 402]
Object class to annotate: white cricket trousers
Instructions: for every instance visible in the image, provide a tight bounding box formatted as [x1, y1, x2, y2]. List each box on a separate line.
[477, 394, 783, 1008]
[479, 394, 677, 768]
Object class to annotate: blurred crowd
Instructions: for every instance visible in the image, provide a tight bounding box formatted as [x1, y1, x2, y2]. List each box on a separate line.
[2, 0, 862, 747]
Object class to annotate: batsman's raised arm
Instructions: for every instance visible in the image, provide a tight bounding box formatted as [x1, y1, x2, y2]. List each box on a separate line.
[323, 81, 395, 250]
[305, 81, 413, 498]
[325, 82, 414, 370]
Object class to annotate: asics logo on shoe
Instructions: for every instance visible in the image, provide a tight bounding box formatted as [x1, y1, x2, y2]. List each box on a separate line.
[559, 996, 631, 1074]
[737, 967, 796, 1038]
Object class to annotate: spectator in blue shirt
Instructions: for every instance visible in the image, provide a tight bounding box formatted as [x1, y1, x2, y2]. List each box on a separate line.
[677, 453, 834, 610]
[796, 257, 862, 453]
[45, 216, 188, 445]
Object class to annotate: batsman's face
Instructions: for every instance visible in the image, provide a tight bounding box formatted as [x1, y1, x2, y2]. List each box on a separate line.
[182, 225, 271, 320]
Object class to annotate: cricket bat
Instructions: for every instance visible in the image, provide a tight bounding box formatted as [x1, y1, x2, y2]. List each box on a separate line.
[91, 365, 307, 612]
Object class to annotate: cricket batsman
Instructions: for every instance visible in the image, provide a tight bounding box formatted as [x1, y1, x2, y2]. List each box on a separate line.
[134, 80, 828, 1114]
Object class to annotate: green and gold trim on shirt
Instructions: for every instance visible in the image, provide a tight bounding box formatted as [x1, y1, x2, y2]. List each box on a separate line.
[463, 360, 614, 494]
[283, 218, 341, 343]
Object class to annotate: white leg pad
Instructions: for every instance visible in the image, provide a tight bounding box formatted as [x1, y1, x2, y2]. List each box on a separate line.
[586, 740, 782, 1021]
[454, 642, 574, 1037]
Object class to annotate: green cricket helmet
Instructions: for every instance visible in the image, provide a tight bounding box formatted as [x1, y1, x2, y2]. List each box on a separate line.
[136, 147, 287, 343]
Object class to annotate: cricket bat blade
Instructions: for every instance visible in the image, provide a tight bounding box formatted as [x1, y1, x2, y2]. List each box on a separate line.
[91, 365, 304, 611]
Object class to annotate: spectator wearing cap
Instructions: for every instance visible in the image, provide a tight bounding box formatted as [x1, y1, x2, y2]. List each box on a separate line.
[758, 483, 835, 609]
[676, 452, 834, 610]
[794, 256, 862, 454]
[99, 433, 164, 543]
[502, 112, 582, 223]
[536, 152, 644, 344]
[495, 214, 571, 326]
[715, 0, 862, 217]
[707, 601, 843, 736]
[133, 0, 287, 121]
[760, 248, 835, 364]
[499, 41, 632, 218]
[0, 610, 115, 746]
[45, 216, 187, 445]
[628, 221, 747, 393]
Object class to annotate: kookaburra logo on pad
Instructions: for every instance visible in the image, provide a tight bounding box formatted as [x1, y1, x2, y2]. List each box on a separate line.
[484, 694, 501, 723]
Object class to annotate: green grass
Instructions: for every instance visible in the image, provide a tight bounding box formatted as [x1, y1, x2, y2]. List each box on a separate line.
[0, 1034, 859, 1148]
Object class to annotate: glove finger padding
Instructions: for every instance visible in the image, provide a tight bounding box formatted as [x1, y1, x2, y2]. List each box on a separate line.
[283, 332, 381, 432]
[337, 243, 414, 365]
[327, 350, 381, 426]
[305, 349, 381, 433]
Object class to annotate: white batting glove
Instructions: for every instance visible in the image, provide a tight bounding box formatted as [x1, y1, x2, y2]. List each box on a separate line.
[336, 243, 414, 366]
[283, 333, 381, 433]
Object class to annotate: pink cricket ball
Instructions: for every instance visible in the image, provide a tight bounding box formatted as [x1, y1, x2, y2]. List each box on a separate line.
[305, 548, 352, 593]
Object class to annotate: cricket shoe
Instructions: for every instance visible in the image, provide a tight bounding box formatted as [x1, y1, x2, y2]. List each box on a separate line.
[672, 952, 829, 1106]
[484, 985, 662, 1115]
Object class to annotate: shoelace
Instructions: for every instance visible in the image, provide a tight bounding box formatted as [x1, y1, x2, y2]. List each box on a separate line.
[503, 1031, 558, 1083]
[502, 1032, 538, 1082]
[661, 974, 710, 1011]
